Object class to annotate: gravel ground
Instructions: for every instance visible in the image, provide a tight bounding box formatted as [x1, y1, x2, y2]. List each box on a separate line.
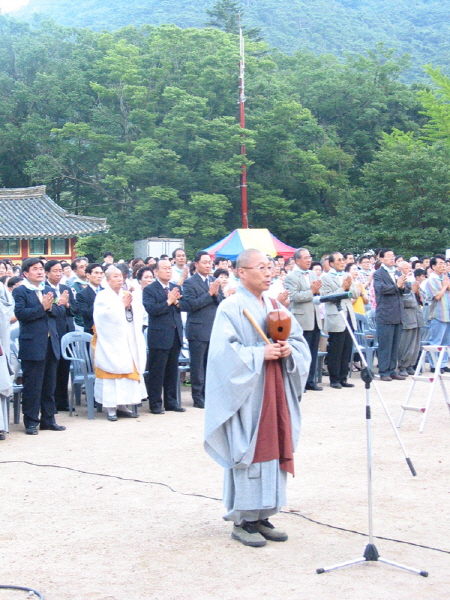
[1, 374, 449, 600]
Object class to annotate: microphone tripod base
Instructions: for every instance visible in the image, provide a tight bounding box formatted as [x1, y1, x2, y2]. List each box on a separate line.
[316, 542, 428, 576]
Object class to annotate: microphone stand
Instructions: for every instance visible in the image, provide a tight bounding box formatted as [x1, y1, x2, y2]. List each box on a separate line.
[316, 300, 428, 577]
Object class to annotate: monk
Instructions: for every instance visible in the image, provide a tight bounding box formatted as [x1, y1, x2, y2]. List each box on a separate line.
[93, 266, 147, 421]
[204, 249, 311, 547]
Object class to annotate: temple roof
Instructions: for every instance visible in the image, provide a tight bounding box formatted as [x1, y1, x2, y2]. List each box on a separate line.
[0, 186, 108, 238]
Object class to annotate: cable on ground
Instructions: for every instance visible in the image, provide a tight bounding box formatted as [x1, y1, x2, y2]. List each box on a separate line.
[2, 460, 448, 556]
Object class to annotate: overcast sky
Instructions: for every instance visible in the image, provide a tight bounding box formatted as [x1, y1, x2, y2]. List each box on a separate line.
[0, 0, 30, 12]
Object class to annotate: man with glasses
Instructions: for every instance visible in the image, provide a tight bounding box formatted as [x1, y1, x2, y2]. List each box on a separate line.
[285, 247, 323, 390]
[204, 249, 310, 547]
[321, 252, 359, 389]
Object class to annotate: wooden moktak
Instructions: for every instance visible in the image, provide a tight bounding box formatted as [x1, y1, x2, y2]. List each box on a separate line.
[243, 308, 291, 345]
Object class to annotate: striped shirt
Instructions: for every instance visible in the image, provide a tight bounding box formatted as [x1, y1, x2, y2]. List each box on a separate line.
[424, 273, 450, 322]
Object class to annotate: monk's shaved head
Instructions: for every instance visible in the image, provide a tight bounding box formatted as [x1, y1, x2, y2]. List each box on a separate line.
[105, 266, 121, 280]
[236, 249, 266, 270]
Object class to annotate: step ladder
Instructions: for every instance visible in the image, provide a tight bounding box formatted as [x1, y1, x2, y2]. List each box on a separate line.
[397, 345, 450, 433]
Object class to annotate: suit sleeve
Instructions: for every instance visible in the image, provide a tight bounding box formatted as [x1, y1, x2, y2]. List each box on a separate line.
[13, 288, 46, 322]
[285, 273, 313, 304]
[143, 285, 171, 316]
[374, 271, 404, 296]
[77, 290, 94, 320]
[320, 274, 337, 296]
[182, 279, 215, 312]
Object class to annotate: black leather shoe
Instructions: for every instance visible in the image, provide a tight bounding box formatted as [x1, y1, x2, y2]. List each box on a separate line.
[340, 382, 355, 388]
[166, 406, 186, 412]
[40, 423, 66, 431]
[305, 384, 323, 391]
[151, 408, 165, 414]
[330, 383, 342, 389]
[25, 425, 39, 435]
[193, 401, 205, 408]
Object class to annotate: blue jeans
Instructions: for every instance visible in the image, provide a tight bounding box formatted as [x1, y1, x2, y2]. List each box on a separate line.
[428, 319, 450, 367]
[376, 321, 403, 377]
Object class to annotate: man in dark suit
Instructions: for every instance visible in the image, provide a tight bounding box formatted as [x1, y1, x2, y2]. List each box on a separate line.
[183, 251, 224, 408]
[45, 259, 77, 411]
[13, 258, 67, 435]
[143, 258, 187, 414]
[76, 263, 104, 334]
[373, 248, 407, 381]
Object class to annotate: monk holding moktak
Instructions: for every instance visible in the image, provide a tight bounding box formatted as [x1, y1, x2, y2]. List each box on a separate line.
[204, 249, 311, 547]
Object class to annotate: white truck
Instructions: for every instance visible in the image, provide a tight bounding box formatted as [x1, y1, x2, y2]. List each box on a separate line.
[133, 237, 184, 259]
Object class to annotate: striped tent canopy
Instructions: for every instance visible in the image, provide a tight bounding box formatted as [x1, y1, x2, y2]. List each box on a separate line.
[203, 229, 296, 260]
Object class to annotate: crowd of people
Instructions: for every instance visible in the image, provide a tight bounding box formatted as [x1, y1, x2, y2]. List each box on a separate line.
[1, 245, 448, 549]
[0, 246, 446, 441]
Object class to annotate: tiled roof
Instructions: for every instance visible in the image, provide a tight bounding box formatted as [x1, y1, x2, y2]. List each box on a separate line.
[0, 186, 108, 238]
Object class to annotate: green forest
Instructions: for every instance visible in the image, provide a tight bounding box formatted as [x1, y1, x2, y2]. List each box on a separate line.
[1, 3, 450, 258]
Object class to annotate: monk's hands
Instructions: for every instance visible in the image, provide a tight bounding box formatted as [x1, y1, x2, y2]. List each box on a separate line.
[278, 340, 291, 358]
[122, 291, 133, 308]
[264, 340, 291, 360]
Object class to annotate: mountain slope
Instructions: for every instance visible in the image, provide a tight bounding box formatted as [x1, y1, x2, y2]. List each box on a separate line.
[11, 0, 450, 81]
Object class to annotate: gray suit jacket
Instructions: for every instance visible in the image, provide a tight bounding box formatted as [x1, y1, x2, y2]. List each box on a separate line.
[321, 271, 359, 332]
[284, 269, 321, 331]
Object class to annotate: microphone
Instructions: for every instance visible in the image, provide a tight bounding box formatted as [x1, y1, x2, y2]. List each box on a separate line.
[313, 291, 352, 304]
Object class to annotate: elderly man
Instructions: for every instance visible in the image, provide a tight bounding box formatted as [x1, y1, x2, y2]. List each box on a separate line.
[397, 261, 423, 377]
[373, 249, 407, 381]
[285, 247, 323, 391]
[93, 267, 147, 421]
[321, 252, 359, 389]
[204, 249, 310, 547]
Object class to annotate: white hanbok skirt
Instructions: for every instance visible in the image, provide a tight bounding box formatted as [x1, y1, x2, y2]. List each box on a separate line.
[94, 377, 146, 408]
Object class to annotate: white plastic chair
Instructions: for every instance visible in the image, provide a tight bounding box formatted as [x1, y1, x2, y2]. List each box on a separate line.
[61, 331, 96, 419]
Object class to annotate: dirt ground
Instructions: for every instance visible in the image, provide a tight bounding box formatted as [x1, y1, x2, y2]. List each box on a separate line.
[1, 374, 449, 600]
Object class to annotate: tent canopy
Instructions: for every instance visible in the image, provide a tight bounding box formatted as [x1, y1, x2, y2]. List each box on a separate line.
[203, 229, 296, 260]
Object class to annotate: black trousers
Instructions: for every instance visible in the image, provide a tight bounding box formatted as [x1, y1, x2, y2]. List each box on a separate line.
[54, 357, 71, 409]
[303, 322, 320, 387]
[146, 337, 181, 411]
[21, 339, 58, 428]
[327, 320, 354, 384]
[188, 339, 209, 405]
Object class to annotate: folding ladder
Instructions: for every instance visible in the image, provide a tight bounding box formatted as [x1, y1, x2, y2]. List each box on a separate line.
[397, 345, 450, 433]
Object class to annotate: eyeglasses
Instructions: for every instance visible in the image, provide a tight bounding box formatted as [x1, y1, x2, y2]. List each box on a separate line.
[240, 265, 273, 273]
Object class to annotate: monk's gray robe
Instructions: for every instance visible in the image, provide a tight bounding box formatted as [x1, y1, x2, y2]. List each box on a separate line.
[204, 284, 311, 525]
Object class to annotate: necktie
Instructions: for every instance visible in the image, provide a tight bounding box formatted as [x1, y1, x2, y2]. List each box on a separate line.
[37, 290, 43, 303]
[164, 286, 169, 295]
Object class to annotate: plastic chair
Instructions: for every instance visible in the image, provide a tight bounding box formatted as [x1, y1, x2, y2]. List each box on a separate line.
[177, 342, 190, 407]
[9, 332, 23, 425]
[353, 312, 379, 372]
[315, 331, 328, 384]
[61, 331, 96, 419]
